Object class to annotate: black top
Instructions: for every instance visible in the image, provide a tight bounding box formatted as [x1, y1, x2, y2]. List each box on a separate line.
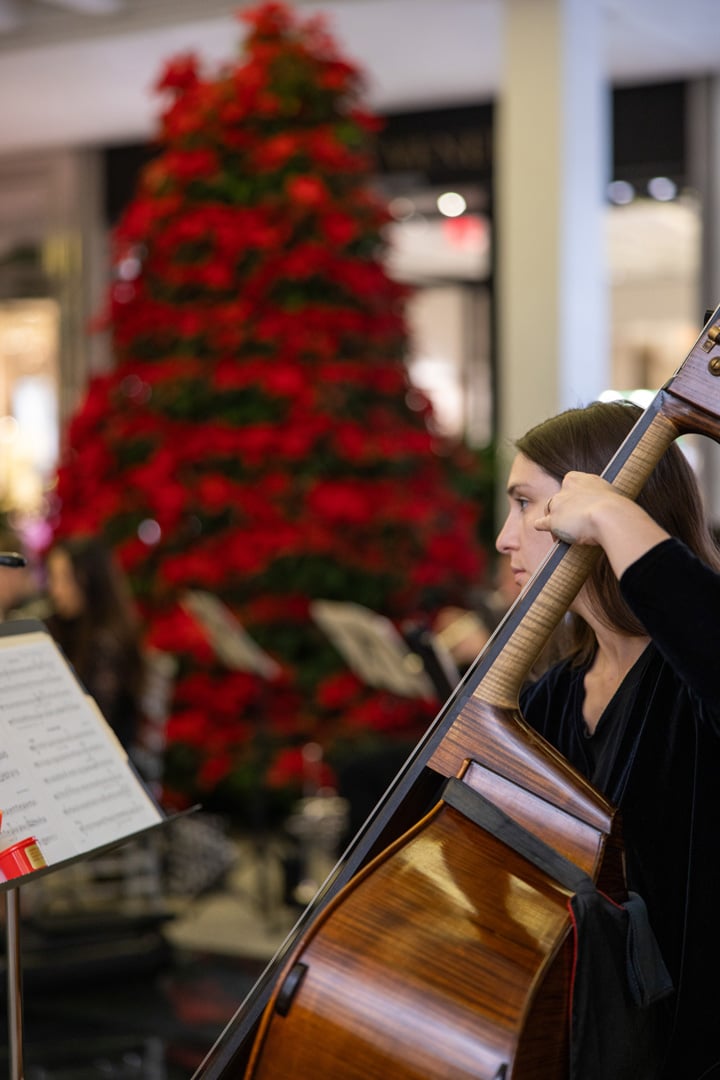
[520, 538, 720, 1080]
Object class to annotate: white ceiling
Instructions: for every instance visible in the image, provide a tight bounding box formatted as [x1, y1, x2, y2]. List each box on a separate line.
[1, 0, 720, 156]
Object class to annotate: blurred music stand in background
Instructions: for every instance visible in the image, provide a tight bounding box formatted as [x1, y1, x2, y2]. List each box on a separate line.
[310, 599, 445, 702]
[180, 591, 283, 915]
[309, 599, 457, 840]
[182, 590, 282, 682]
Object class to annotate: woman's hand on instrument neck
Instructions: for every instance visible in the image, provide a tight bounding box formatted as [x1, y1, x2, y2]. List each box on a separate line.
[535, 471, 671, 579]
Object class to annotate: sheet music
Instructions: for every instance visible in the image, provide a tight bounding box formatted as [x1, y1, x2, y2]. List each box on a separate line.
[182, 589, 281, 678]
[0, 630, 162, 868]
[310, 600, 436, 700]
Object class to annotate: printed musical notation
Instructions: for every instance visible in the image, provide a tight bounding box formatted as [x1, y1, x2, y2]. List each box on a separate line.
[310, 599, 436, 700]
[0, 628, 162, 874]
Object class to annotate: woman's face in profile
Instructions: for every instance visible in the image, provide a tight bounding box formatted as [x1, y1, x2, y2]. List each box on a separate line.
[47, 548, 85, 619]
[495, 452, 560, 591]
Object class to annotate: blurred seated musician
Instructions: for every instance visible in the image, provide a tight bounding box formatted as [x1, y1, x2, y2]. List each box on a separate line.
[432, 605, 492, 671]
[430, 556, 518, 676]
[0, 523, 48, 622]
[45, 536, 145, 752]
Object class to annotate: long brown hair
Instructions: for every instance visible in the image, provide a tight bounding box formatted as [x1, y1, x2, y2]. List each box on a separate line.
[515, 400, 720, 663]
[48, 536, 143, 692]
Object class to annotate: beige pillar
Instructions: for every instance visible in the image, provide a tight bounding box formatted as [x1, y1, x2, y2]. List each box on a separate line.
[688, 76, 720, 525]
[495, 0, 611, 476]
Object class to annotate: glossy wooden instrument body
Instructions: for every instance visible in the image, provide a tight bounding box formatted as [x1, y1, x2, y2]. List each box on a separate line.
[193, 308, 720, 1079]
[245, 755, 626, 1079]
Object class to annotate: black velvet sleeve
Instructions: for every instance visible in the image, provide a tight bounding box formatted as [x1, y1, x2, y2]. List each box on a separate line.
[620, 537, 720, 704]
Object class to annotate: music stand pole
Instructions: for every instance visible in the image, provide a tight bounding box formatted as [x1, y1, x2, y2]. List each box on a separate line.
[5, 886, 24, 1080]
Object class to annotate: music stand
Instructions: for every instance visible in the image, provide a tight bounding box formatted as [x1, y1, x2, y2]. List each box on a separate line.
[0, 619, 188, 1080]
[309, 599, 439, 700]
[180, 591, 282, 914]
[181, 590, 281, 679]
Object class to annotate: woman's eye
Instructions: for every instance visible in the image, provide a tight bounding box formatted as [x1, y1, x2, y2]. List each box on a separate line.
[516, 497, 529, 512]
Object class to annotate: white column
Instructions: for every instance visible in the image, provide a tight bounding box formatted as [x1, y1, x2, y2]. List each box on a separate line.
[687, 76, 720, 526]
[495, 0, 611, 462]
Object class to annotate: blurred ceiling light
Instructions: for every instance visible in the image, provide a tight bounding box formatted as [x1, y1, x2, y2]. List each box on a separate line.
[599, 387, 655, 408]
[118, 255, 142, 280]
[608, 179, 635, 205]
[388, 196, 416, 221]
[437, 191, 467, 218]
[647, 176, 677, 201]
[138, 518, 161, 545]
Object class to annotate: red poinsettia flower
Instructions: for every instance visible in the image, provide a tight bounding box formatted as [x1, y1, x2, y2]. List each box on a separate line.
[155, 53, 201, 96]
[286, 174, 329, 207]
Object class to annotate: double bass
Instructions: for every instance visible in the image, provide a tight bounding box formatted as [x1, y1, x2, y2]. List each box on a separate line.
[193, 306, 720, 1078]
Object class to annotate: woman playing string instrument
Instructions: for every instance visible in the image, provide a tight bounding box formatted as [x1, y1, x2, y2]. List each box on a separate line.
[497, 399, 720, 1078]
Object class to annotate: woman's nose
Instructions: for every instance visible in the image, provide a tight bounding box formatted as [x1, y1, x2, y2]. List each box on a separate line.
[495, 514, 513, 554]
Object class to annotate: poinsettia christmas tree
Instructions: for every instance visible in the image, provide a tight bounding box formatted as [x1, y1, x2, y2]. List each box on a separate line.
[49, 1, 490, 822]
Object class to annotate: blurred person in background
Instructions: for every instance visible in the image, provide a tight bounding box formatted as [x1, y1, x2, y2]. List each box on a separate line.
[432, 555, 517, 672]
[45, 536, 145, 752]
[0, 520, 48, 622]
